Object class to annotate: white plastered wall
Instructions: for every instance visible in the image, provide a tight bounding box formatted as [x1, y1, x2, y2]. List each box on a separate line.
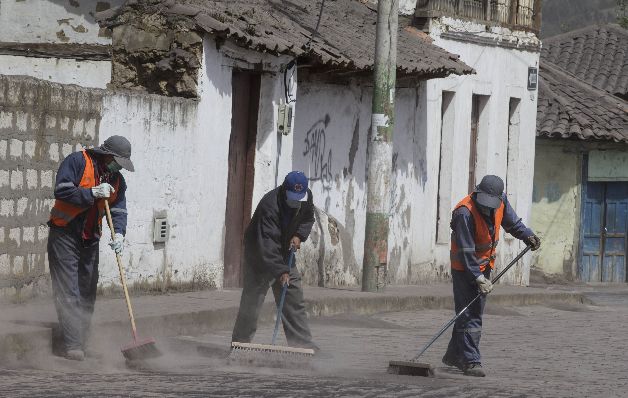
[0, 0, 121, 88]
[0, 56, 111, 89]
[293, 81, 427, 285]
[97, 37, 294, 289]
[0, 0, 123, 44]
[97, 40, 232, 289]
[423, 17, 541, 285]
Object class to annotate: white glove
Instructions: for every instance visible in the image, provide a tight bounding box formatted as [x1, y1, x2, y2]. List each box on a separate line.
[475, 275, 493, 295]
[109, 233, 124, 254]
[91, 183, 115, 198]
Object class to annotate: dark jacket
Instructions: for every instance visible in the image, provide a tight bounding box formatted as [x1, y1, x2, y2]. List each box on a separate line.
[451, 193, 533, 278]
[243, 186, 315, 277]
[50, 150, 127, 239]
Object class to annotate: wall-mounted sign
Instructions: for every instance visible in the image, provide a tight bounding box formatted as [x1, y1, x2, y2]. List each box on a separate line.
[528, 67, 538, 91]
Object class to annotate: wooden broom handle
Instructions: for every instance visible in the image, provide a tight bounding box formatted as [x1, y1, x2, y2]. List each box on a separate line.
[104, 199, 138, 341]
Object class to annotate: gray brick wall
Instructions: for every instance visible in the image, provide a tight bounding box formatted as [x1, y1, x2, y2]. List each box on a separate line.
[0, 76, 104, 297]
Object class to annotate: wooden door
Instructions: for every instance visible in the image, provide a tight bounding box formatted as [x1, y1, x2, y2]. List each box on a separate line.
[580, 182, 628, 282]
[468, 95, 480, 193]
[602, 183, 628, 282]
[223, 71, 260, 288]
[580, 182, 604, 282]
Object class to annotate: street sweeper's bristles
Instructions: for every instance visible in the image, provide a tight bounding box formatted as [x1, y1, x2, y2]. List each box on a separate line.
[387, 360, 434, 377]
[228, 342, 314, 369]
[231, 342, 315, 356]
[121, 337, 162, 361]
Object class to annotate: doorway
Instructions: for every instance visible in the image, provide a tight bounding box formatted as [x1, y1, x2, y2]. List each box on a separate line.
[223, 71, 260, 288]
[580, 181, 628, 282]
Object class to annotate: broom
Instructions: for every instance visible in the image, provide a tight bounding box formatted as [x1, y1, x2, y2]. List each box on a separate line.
[104, 200, 161, 361]
[229, 248, 315, 366]
[388, 245, 532, 377]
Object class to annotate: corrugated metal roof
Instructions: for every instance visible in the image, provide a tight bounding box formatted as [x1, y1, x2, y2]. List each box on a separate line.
[98, 0, 473, 78]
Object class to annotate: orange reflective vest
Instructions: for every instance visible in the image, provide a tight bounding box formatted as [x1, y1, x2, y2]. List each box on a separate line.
[49, 150, 119, 230]
[450, 194, 505, 272]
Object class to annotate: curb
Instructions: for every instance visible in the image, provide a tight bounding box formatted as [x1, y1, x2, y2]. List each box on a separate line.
[0, 290, 589, 361]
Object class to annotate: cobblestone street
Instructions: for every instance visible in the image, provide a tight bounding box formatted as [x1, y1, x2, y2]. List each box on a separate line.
[1, 291, 627, 397]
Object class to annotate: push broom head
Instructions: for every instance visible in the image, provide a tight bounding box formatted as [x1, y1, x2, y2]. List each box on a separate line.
[121, 337, 162, 361]
[388, 360, 434, 377]
[229, 342, 314, 368]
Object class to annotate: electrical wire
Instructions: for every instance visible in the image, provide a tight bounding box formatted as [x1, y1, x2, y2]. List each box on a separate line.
[284, 0, 326, 104]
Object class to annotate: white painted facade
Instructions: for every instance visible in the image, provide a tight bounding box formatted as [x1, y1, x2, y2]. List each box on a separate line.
[292, 82, 429, 285]
[97, 37, 296, 289]
[293, 17, 541, 286]
[0, 55, 111, 89]
[0, 0, 123, 44]
[1, 4, 540, 289]
[0, 0, 120, 88]
[424, 18, 540, 285]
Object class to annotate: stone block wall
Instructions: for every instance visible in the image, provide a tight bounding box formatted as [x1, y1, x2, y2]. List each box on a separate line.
[0, 75, 103, 297]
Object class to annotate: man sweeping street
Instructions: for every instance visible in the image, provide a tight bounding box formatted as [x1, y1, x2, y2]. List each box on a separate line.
[442, 175, 541, 377]
[231, 171, 318, 351]
[48, 136, 134, 361]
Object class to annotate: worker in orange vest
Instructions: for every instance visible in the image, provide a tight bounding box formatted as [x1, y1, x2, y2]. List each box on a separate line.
[442, 175, 540, 377]
[47, 136, 134, 361]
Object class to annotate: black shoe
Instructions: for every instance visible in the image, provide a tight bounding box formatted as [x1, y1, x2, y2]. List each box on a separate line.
[442, 355, 463, 370]
[463, 363, 485, 377]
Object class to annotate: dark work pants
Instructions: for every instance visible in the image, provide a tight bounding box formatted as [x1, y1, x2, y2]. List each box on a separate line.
[48, 226, 99, 352]
[231, 261, 317, 350]
[444, 268, 489, 365]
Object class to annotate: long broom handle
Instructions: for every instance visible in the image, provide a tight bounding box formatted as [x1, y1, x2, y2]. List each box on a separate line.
[104, 199, 138, 342]
[271, 248, 296, 345]
[410, 245, 532, 361]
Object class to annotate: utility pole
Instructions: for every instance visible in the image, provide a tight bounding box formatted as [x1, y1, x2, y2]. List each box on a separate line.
[362, 0, 398, 292]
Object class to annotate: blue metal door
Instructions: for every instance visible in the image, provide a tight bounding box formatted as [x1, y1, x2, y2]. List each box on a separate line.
[580, 182, 628, 282]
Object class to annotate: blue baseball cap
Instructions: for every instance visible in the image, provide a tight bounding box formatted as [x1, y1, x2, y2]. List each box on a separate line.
[283, 171, 309, 201]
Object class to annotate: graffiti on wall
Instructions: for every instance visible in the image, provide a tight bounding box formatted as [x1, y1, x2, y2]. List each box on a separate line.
[303, 114, 333, 188]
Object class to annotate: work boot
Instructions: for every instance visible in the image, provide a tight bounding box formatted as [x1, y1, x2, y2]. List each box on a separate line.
[463, 363, 485, 377]
[442, 354, 463, 370]
[65, 349, 85, 361]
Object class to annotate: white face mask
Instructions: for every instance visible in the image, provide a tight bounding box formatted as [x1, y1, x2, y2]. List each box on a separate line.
[286, 199, 302, 209]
